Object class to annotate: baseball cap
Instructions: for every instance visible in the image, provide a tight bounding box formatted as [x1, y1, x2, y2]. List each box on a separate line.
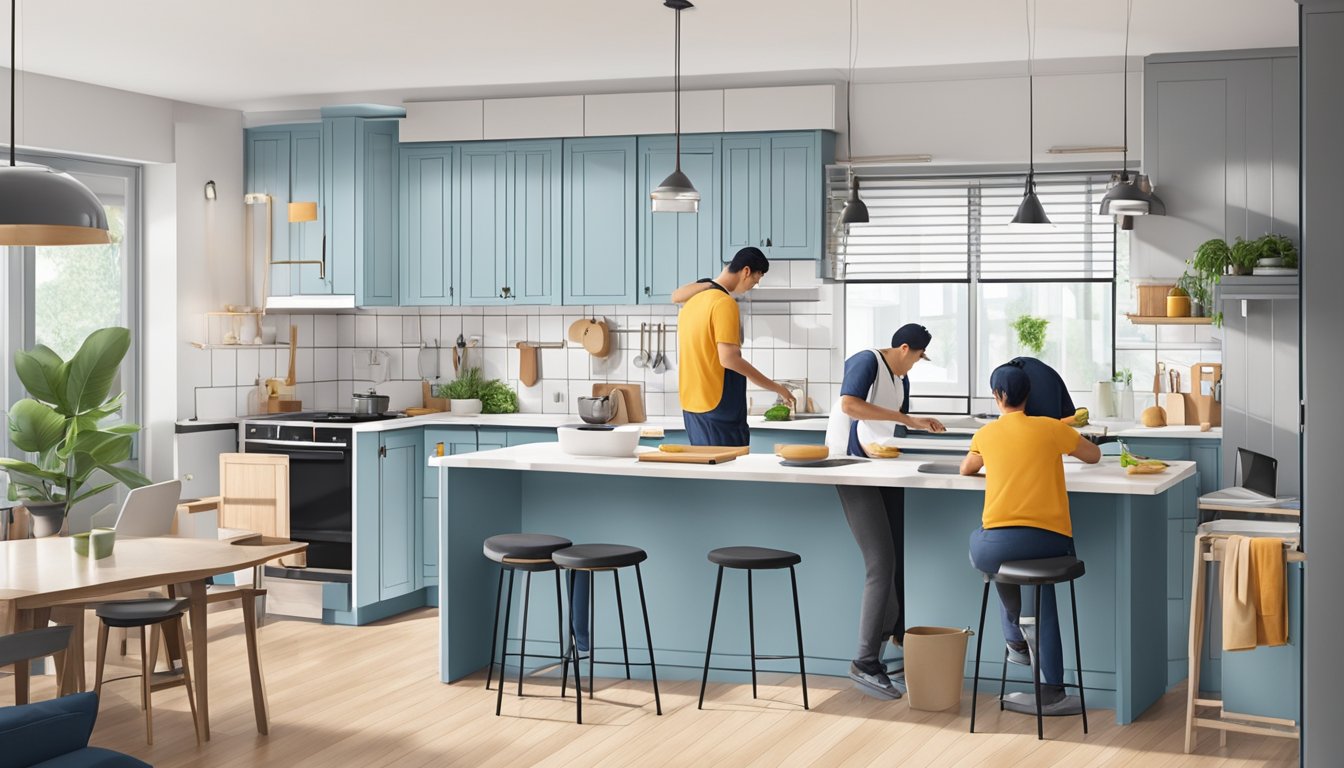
[891, 323, 933, 362]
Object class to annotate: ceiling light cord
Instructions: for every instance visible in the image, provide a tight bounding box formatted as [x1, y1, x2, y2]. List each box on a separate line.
[673, 5, 681, 171]
[10, 0, 15, 167]
[1121, 0, 1131, 181]
[1025, 0, 1035, 181]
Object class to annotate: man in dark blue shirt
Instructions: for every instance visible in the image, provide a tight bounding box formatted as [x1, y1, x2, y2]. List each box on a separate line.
[1006, 357, 1076, 420]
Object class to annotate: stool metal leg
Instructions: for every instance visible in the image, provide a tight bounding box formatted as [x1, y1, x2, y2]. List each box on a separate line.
[567, 569, 583, 724]
[494, 569, 515, 717]
[1031, 584, 1044, 740]
[517, 571, 532, 698]
[698, 565, 725, 710]
[613, 571, 632, 680]
[1070, 579, 1088, 734]
[555, 569, 567, 699]
[999, 648, 1009, 710]
[635, 563, 662, 715]
[788, 565, 809, 710]
[747, 570, 758, 699]
[486, 567, 504, 691]
[970, 578, 990, 734]
[588, 571, 596, 700]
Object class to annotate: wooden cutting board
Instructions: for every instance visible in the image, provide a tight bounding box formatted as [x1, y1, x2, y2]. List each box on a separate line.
[638, 445, 749, 465]
[594, 383, 645, 423]
[517, 342, 539, 387]
[1189, 362, 1223, 426]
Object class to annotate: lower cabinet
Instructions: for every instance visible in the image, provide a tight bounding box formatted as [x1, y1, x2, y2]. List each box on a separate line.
[423, 427, 479, 584]
[354, 429, 423, 613]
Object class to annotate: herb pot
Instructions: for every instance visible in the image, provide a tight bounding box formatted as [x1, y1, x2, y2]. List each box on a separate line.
[25, 501, 66, 538]
[353, 389, 390, 416]
[450, 398, 483, 415]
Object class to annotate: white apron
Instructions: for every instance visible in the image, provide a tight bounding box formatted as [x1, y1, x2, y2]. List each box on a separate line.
[825, 349, 906, 457]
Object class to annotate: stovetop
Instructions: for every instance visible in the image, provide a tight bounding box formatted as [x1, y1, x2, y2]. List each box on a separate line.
[248, 411, 404, 424]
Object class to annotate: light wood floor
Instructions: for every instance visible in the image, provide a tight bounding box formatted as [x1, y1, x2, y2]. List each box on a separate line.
[2, 607, 1297, 767]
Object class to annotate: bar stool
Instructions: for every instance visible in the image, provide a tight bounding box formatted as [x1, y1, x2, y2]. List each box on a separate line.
[484, 533, 572, 716]
[93, 598, 200, 746]
[551, 543, 661, 724]
[698, 546, 808, 710]
[970, 555, 1087, 740]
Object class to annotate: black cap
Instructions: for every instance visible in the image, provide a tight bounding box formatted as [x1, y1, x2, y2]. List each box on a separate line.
[891, 323, 932, 361]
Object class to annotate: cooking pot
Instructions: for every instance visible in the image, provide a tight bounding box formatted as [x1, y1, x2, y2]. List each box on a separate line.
[353, 389, 390, 416]
[577, 395, 615, 424]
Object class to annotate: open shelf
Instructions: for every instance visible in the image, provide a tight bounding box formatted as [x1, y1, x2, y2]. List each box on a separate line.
[1125, 314, 1213, 326]
[190, 342, 291, 350]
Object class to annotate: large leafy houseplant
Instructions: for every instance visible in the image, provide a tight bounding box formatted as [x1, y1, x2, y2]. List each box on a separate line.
[0, 327, 150, 534]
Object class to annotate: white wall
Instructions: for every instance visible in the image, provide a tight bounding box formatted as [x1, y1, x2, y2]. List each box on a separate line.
[3, 67, 176, 163]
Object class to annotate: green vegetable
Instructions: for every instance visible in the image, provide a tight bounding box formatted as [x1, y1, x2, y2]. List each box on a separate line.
[480, 380, 519, 414]
[1119, 442, 1165, 469]
[433, 367, 518, 414]
[764, 404, 792, 421]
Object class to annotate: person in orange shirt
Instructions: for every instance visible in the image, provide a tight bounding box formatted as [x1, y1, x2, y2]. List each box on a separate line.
[960, 361, 1100, 715]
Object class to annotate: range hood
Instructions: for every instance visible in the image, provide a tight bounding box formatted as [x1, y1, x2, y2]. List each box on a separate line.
[266, 294, 357, 310]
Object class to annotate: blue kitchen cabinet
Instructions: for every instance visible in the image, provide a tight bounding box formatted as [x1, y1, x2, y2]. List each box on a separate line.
[720, 132, 834, 262]
[505, 429, 556, 447]
[245, 125, 322, 298]
[563, 137, 638, 305]
[423, 427, 478, 583]
[638, 135, 722, 303]
[459, 141, 562, 306]
[377, 429, 422, 600]
[400, 144, 459, 306]
[323, 112, 400, 305]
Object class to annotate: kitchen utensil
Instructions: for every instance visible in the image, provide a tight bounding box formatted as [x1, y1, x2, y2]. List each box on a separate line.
[454, 333, 466, 375]
[1164, 392, 1188, 426]
[1169, 369, 1180, 393]
[775, 444, 829, 462]
[557, 424, 641, 457]
[593, 383, 646, 423]
[285, 325, 298, 386]
[1155, 362, 1166, 394]
[353, 389, 390, 416]
[1093, 381, 1116, 418]
[517, 342, 540, 387]
[1190, 363, 1223, 427]
[422, 381, 449, 412]
[637, 445, 747, 464]
[568, 318, 592, 343]
[780, 458, 866, 468]
[633, 323, 651, 368]
[582, 319, 611, 357]
[404, 407, 436, 417]
[652, 323, 668, 374]
[418, 342, 439, 381]
[577, 395, 616, 424]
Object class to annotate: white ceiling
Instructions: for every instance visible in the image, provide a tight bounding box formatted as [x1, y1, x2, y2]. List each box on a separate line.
[7, 0, 1298, 113]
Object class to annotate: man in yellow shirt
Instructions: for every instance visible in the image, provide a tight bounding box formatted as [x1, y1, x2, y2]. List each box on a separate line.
[673, 247, 795, 446]
[960, 361, 1100, 716]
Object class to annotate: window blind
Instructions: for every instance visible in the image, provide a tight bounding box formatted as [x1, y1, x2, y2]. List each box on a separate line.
[826, 171, 1116, 282]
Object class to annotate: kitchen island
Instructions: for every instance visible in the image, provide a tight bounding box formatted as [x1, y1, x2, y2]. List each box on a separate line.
[432, 444, 1198, 724]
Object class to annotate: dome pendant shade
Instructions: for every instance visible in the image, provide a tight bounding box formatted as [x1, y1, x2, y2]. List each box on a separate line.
[839, 177, 869, 224]
[0, 165, 111, 245]
[1011, 176, 1052, 227]
[1099, 175, 1166, 217]
[650, 168, 700, 213]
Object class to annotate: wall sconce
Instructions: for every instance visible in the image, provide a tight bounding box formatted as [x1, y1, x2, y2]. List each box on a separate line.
[287, 201, 317, 223]
[204, 180, 217, 200]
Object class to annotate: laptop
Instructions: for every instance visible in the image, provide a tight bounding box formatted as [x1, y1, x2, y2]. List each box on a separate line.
[112, 479, 183, 537]
[1200, 448, 1279, 504]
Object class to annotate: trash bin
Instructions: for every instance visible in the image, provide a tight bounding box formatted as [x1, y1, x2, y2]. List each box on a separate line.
[903, 626, 973, 712]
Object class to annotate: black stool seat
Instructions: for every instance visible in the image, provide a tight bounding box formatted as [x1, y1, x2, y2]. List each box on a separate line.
[994, 556, 1085, 585]
[553, 544, 647, 570]
[95, 599, 190, 629]
[484, 533, 573, 563]
[708, 546, 801, 570]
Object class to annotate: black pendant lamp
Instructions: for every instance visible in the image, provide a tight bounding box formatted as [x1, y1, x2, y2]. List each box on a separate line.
[0, 0, 109, 246]
[1099, 0, 1165, 221]
[650, 0, 700, 213]
[838, 0, 868, 225]
[840, 176, 869, 224]
[1011, 0, 1051, 228]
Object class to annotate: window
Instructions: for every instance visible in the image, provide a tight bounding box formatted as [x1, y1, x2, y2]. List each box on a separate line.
[833, 171, 1115, 411]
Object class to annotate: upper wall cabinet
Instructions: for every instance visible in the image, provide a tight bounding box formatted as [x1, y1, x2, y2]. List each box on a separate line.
[638, 135, 721, 303]
[245, 125, 322, 299]
[721, 131, 833, 262]
[1135, 50, 1299, 279]
[459, 140, 562, 306]
[563, 137, 637, 305]
[324, 115, 401, 306]
[400, 144, 458, 306]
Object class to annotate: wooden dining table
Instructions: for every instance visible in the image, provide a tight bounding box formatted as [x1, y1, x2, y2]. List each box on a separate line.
[0, 533, 305, 740]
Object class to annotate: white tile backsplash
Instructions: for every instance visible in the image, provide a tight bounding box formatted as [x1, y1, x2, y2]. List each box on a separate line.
[210, 350, 236, 387]
[377, 315, 402, 347]
[315, 315, 339, 347]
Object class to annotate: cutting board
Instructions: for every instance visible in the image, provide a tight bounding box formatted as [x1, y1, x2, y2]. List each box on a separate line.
[517, 342, 539, 387]
[637, 445, 749, 464]
[1189, 362, 1222, 426]
[594, 383, 646, 423]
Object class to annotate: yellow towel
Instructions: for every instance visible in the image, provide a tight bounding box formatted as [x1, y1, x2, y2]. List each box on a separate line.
[1221, 536, 1257, 652]
[1251, 537, 1287, 647]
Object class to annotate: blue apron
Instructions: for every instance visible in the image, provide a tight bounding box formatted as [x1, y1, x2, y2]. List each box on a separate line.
[682, 282, 749, 447]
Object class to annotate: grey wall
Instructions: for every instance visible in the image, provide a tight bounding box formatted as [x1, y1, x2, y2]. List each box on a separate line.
[1298, 2, 1344, 766]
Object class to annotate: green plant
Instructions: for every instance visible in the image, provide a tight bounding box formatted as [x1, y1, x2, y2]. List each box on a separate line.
[1229, 236, 1261, 275]
[436, 367, 485, 400]
[1011, 314, 1049, 356]
[1191, 238, 1232, 283]
[0, 327, 151, 521]
[1177, 272, 1211, 311]
[479, 380, 519, 414]
[1256, 233, 1298, 268]
[433, 367, 519, 414]
[1113, 368, 1133, 388]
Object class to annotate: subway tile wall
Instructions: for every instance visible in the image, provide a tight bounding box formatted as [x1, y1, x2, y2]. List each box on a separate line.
[188, 262, 844, 420]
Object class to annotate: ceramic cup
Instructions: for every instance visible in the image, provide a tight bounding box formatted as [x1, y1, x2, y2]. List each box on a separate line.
[71, 532, 91, 557]
[90, 527, 116, 559]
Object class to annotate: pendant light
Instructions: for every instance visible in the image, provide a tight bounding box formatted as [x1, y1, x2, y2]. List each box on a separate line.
[1099, 0, 1165, 221]
[1011, 0, 1051, 228]
[650, 0, 700, 213]
[0, 0, 109, 246]
[836, 0, 869, 225]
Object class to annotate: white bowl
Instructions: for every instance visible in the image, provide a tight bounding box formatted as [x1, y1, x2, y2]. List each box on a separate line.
[450, 398, 483, 415]
[557, 424, 641, 457]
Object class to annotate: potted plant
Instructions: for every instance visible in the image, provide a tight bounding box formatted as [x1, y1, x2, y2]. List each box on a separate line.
[0, 328, 151, 537]
[1177, 272, 1209, 317]
[1113, 368, 1135, 422]
[433, 367, 520, 415]
[1229, 236, 1260, 276]
[1191, 238, 1232, 282]
[1253, 233, 1298, 270]
[1011, 314, 1049, 357]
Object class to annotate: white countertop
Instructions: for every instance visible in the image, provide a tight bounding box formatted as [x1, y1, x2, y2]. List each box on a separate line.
[429, 442, 1195, 496]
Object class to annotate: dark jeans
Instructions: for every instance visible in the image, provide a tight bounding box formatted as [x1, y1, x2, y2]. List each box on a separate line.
[682, 410, 750, 447]
[968, 526, 1076, 686]
[836, 485, 905, 666]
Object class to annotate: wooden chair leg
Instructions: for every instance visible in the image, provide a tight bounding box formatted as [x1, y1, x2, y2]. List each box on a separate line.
[175, 617, 202, 745]
[242, 589, 270, 735]
[1185, 535, 1209, 754]
[140, 627, 154, 745]
[94, 623, 110, 698]
[119, 627, 128, 657]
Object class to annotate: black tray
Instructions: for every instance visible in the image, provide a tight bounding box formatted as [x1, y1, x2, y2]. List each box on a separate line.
[779, 458, 868, 468]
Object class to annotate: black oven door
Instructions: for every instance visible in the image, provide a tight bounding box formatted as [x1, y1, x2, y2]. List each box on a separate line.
[247, 442, 353, 570]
